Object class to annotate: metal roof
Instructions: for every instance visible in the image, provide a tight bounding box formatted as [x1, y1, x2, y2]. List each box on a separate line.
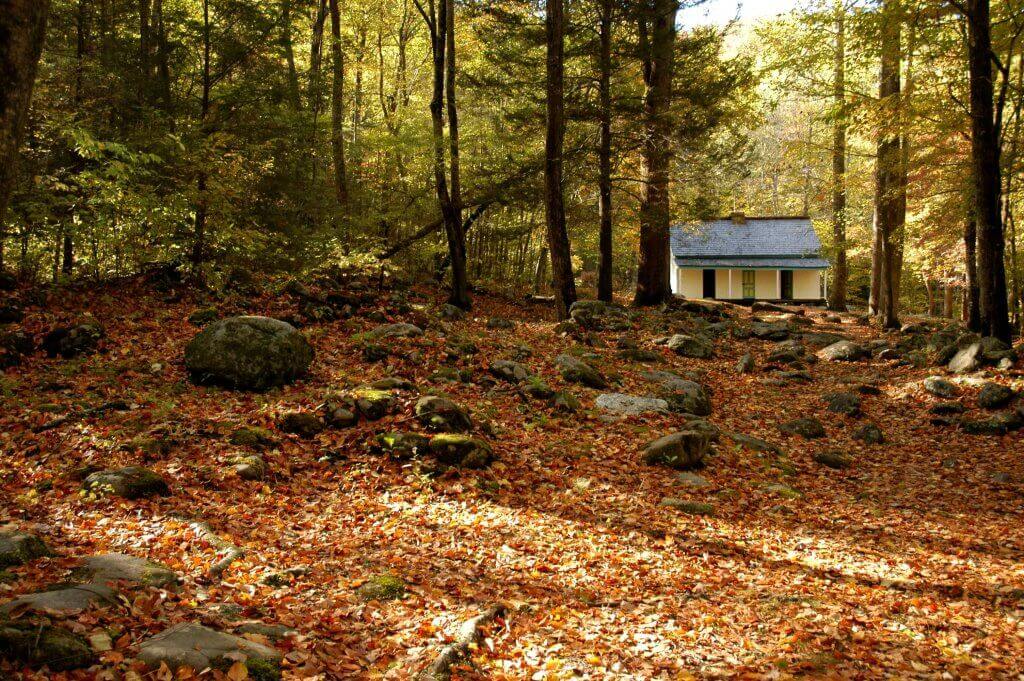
[674, 257, 829, 269]
[670, 216, 825, 263]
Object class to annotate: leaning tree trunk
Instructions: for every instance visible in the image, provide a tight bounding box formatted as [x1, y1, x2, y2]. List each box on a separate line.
[828, 4, 847, 311]
[965, 0, 1011, 341]
[875, 4, 901, 329]
[544, 0, 576, 319]
[0, 0, 50, 270]
[633, 0, 677, 306]
[596, 0, 614, 303]
[328, 0, 348, 206]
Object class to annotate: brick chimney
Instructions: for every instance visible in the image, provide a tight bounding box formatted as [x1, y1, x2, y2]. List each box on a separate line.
[730, 211, 747, 224]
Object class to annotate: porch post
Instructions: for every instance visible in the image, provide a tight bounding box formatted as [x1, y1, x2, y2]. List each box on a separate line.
[822, 270, 828, 301]
[776, 270, 781, 300]
[728, 270, 733, 298]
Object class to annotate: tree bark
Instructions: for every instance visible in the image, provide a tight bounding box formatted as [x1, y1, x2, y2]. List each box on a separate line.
[596, 0, 614, 303]
[0, 0, 50, 260]
[828, 3, 847, 311]
[943, 283, 954, 318]
[633, 0, 677, 306]
[874, 3, 901, 329]
[192, 0, 211, 271]
[545, 0, 577, 319]
[964, 0, 1011, 341]
[328, 0, 348, 206]
[154, 0, 172, 113]
[964, 219, 981, 330]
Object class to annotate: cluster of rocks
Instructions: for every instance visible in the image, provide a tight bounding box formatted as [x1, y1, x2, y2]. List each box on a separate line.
[923, 376, 1023, 434]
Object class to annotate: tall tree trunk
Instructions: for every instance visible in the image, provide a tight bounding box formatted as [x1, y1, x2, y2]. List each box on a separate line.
[828, 4, 847, 311]
[282, 0, 302, 110]
[596, 0, 614, 303]
[154, 0, 172, 114]
[874, 3, 901, 329]
[964, 219, 981, 329]
[545, 0, 576, 319]
[534, 246, 549, 294]
[444, 0, 468, 307]
[965, 0, 1011, 341]
[139, 0, 152, 81]
[633, 0, 677, 306]
[0, 0, 50, 268]
[328, 0, 348, 206]
[192, 0, 211, 271]
[943, 283, 954, 318]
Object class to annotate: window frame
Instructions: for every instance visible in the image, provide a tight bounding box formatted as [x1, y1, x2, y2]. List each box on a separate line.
[741, 269, 756, 299]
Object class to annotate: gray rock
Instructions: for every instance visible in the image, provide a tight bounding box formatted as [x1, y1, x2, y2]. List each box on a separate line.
[978, 337, 1016, 363]
[736, 353, 755, 374]
[642, 370, 711, 416]
[366, 322, 423, 339]
[677, 472, 711, 488]
[724, 431, 780, 454]
[924, 376, 958, 398]
[82, 466, 169, 499]
[1, 583, 117, 615]
[0, 621, 96, 670]
[555, 354, 607, 389]
[233, 454, 266, 481]
[489, 360, 533, 383]
[594, 393, 670, 416]
[751, 321, 791, 341]
[277, 410, 324, 438]
[948, 343, 982, 373]
[930, 402, 965, 415]
[642, 431, 709, 470]
[366, 377, 416, 391]
[138, 623, 282, 676]
[817, 340, 869, 362]
[73, 553, 178, 588]
[666, 334, 714, 359]
[428, 434, 493, 468]
[961, 411, 1024, 435]
[978, 382, 1015, 409]
[766, 483, 801, 499]
[185, 316, 313, 391]
[438, 304, 466, 321]
[234, 622, 297, 642]
[486, 317, 515, 330]
[778, 417, 826, 439]
[824, 391, 862, 417]
[0, 532, 52, 568]
[415, 396, 472, 432]
[853, 423, 884, 444]
[322, 402, 357, 428]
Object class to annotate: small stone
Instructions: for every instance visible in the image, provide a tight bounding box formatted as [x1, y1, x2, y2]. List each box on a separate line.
[489, 360, 533, 383]
[813, 449, 852, 469]
[978, 382, 1015, 410]
[351, 388, 396, 420]
[778, 417, 826, 439]
[930, 402, 964, 415]
[374, 432, 430, 459]
[677, 472, 711, 488]
[555, 354, 607, 389]
[82, 466, 169, 499]
[438, 304, 466, 321]
[817, 340, 869, 362]
[428, 434, 493, 468]
[961, 412, 1024, 435]
[0, 532, 52, 568]
[923, 376, 958, 398]
[642, 370, 711, 416]
[322, 402, 357, 428]
[666, 334, 714, 359]
[642, 431, 709, 470]
[188, 307, 219, 326]
[233, 454, 266, 481]
[0, 583, 118, 615]
[595, 393, 669, 416]
[486, 317, 515, 330]
[230, 426, 277, 448]
[824, 391, 861, 417]
[853, 423, 884, 444]
[766, 483, 801, 499]
[415, 396, 472, 432]
[356, 573, 406, 601]
[277, 411, 324, 438]
[366, 322, 423, 339]
[736, 353, 755, 374]
[725, 432, 780, 454]
[551, 391, 580, 413]
[73, 553, 179, 588]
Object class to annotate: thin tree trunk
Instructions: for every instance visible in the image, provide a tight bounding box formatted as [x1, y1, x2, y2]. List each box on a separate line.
[596, 0, 614, 303]
[545, 0, 576, 319]
[534, 246, 549, 294]
[964, 219, 981, 330]
[282, 0, 302, 110]
[139, 0, 152, 81]
[874, 3, 901, 329]
[965, 0, 1011, 341]
[192, 0, 211, 271]
[328, 0, 348, 206]
[943, 283, 954, 317]
[633, 0, 677, 306]
[0, 0, 50, 261]
[828, 4, 847, 311]
[154, 0, 172, 114]
[443, 0, 468, 307]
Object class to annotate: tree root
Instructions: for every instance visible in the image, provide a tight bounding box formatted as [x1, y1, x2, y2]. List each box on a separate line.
[416, 604, 507, 681]
[189, 521, 245, 580]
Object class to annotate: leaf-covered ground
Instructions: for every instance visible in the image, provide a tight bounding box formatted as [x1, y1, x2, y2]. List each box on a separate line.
[2, 278, 1023, 680]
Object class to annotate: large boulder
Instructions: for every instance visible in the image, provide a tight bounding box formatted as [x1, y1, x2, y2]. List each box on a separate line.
[138, 623, 282, 677]
[185, 316, 313, 390]
[1, 583, 118, 615]
[978, 382, 1015, 409]
[73, 553, 179, 589]
[642, 431, 709, 470]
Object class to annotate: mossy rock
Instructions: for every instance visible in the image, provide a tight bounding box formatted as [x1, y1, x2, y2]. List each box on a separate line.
[373, 432, 430, 459]
[415, 396, 472, 432]
[0, 621, 96, 670]
[277, 410, 324, 438]
[232, 454, 266, 481]
[660, 498, 715, 516]
[428, 434, 493, 468]
[356, 573, 407, 601]
[82, 466, 169, 500]
[351, 388, 396, 420]
[0, 532, 52, 568]
[230, 426, 277, 448]
[643, 431, 709, 470]
[71, 553, 179, 589]
[125, 436, 174, 457]
[188, 307, 220, 326]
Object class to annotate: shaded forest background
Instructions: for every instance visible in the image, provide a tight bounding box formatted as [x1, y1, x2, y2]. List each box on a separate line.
[1, 0, 1023, 327]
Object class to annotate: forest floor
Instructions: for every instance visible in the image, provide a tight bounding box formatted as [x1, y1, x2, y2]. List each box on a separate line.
[1, 273, 1023, 680]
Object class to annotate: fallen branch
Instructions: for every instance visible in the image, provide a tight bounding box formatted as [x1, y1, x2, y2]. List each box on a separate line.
[416, 604, 506, 681]
[190, 521, 245, 580]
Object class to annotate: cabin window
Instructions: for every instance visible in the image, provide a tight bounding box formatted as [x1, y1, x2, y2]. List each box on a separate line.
[741, 270, 755, 299]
